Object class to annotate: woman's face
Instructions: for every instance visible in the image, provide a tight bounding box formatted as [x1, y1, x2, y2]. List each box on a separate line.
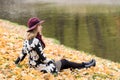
[37, 24, 43, 33]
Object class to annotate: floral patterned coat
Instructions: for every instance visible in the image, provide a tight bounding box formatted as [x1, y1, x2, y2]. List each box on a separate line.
[15, 38, 58, 73]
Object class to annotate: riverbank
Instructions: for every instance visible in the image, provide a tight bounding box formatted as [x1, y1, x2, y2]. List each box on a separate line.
[0, 19, 120, 80]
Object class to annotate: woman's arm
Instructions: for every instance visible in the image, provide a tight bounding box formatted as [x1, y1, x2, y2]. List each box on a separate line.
[32, 38, 58, 73]
[31, 38, 55, 65]
[15, 41, 27, 64]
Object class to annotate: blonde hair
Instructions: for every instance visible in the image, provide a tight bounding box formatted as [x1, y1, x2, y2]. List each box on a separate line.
[26, 26, 38, 40]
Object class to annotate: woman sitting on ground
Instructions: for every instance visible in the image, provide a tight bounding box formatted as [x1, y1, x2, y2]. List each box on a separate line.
[15, 17, 96, 73]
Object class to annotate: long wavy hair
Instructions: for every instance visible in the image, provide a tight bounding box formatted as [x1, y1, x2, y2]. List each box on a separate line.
[26, 26, 38, 40]
[26, 26, 46, 48]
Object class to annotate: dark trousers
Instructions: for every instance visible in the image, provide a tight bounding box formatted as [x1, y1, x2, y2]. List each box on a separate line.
[60, 59, 85, 70]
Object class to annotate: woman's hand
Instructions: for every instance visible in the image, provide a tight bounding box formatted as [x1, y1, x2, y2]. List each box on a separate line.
[14, 57, 20, 65]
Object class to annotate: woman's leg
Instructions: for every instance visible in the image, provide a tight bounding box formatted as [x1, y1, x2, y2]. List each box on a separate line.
[60, 59, 96, 71]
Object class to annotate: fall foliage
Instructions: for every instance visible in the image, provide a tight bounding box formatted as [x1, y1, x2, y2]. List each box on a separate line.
[0, 19, 120, 80]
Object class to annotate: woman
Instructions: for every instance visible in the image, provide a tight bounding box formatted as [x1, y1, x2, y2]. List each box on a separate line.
[15, 17, 96, 74]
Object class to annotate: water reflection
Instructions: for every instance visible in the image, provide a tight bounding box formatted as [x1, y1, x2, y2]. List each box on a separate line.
[0, 0, 120, 62]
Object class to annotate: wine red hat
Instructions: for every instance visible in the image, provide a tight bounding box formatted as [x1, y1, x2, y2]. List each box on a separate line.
[27, 17, 45, 32]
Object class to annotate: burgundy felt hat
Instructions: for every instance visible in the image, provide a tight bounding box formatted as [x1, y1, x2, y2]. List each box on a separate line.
[27, 17, 45, 32]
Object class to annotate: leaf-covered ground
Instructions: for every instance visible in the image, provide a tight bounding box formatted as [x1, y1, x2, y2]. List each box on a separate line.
[0, 19, 120, 80]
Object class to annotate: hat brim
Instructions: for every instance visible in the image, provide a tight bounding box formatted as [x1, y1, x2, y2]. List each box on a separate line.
[27, 20, 45, 32]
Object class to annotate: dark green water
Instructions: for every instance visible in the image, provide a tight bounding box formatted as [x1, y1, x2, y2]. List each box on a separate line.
[0, 0, 120, 62]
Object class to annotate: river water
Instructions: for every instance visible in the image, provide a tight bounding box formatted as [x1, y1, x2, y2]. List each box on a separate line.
[0, 0, 120, 62]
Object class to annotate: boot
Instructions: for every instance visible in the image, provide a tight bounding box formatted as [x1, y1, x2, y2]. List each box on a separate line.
[83, 59, 96, 68]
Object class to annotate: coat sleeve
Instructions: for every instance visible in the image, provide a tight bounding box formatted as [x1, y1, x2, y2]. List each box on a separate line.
[33, 40, 57, 73]
[32, 38, 53, 63]
[15, 41, 27, 64]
